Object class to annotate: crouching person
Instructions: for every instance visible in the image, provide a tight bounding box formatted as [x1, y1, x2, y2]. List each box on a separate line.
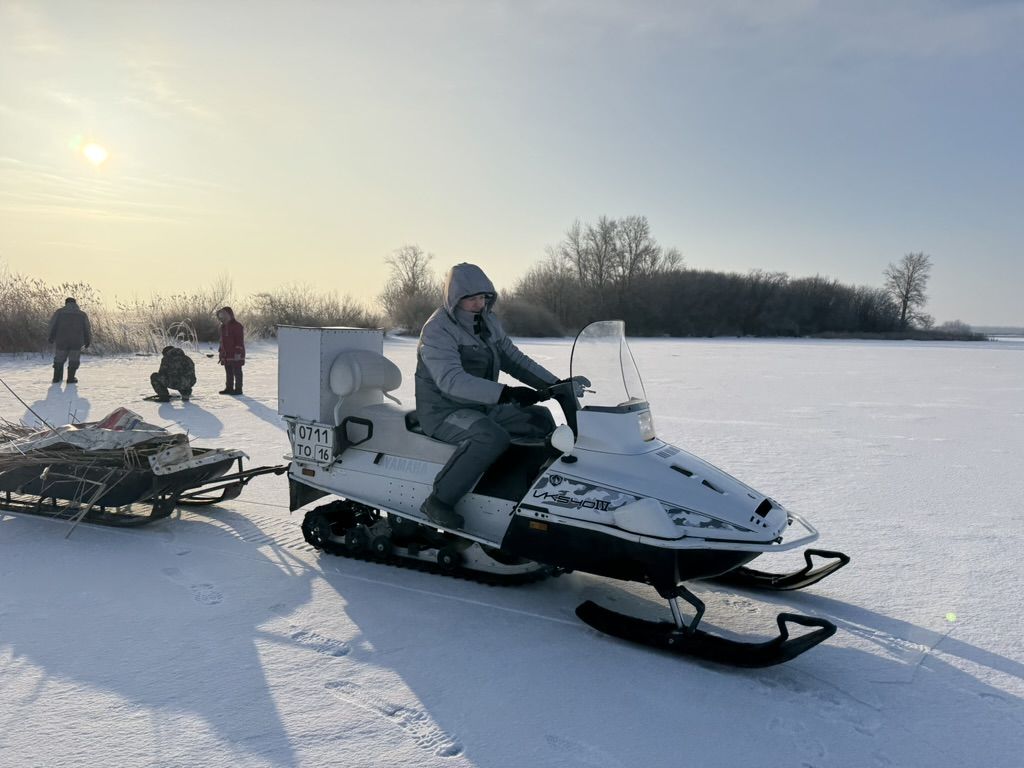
[415, 263, 560, 530]
[151, 346, 196, 402]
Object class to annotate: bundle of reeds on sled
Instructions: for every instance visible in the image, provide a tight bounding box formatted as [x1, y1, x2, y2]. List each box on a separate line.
[0, 418, 180, 535]
[0, 408, 253, 534]
[0, 418, 180, 471]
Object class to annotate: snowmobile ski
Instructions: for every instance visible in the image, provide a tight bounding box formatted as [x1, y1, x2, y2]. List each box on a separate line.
[576, 600, 837, 668]
[707, 549, 850, 591]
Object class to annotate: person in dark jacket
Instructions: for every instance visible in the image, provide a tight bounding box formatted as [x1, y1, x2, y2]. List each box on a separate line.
[216, 306, 245, 395]
[47, 297, 91, 384]
[150, 346, 197, 402]
[414, 263, 586, 529]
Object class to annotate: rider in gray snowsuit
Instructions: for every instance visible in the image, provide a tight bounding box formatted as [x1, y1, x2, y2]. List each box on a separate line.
[414, 263, 560, 529]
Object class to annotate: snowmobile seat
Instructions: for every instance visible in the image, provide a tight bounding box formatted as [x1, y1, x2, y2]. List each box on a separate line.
[326, 351, 455, 463]
[329, 350, 403, 424]
[328, 351, 546, 462]
[343, 403, 456, 464]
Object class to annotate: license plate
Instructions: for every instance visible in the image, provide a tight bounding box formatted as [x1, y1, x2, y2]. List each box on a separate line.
[292, 421, 335, 464]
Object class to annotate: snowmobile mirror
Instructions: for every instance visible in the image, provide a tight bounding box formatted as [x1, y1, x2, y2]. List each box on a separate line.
[549, 424, 575, 456]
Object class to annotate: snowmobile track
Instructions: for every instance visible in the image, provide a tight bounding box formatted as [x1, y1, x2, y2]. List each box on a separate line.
[301, 503, 553, 588]
[310, 532, 553, 587]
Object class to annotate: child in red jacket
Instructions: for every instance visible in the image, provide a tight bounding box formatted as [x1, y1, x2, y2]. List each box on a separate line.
[216, 306, 245, 395]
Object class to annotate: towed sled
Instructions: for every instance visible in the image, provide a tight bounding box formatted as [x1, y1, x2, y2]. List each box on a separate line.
[0, 407, 284, 529]
[279, 323, 849, 667]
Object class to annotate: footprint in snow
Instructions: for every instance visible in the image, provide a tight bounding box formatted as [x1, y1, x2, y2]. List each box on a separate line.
[266, 605, 350, 657]
[544, 733, 625, 767]
[160, 567, 223, 606]
[290, 629, 350, 657]
[190, 583, 223, 605]
[324, 679, 463, 758]
[767, 718, 826, 761]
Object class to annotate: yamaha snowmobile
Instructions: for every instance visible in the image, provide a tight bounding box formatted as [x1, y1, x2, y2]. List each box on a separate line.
[279, 322, 849, 667]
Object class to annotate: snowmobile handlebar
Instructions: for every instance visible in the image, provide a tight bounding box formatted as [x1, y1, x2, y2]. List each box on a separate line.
[537, 379, 583, 438]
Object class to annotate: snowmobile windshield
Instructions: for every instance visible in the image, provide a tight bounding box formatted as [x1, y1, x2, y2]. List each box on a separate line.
[569, 321, 648, 411]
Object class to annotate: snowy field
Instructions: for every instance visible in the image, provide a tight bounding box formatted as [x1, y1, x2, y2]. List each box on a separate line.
[1, 335, 1022, 768]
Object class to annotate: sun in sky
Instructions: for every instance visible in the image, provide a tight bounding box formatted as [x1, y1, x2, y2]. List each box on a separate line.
[82, 142, 109, 166]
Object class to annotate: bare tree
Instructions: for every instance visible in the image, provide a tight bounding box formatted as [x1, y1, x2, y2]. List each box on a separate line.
[382, 246, 434, 296]
[613, 216, 658, 285]
[661, 247, 684, 272]
[522, 252, 576, 322]
[884, 252, 933, 329]
[553, 220, 589, 285]
[582, 215, 617, 290]
[379, 245, 441, 333]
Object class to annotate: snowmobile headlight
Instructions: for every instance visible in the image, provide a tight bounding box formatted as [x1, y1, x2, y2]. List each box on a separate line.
[638, 409, 656, 441]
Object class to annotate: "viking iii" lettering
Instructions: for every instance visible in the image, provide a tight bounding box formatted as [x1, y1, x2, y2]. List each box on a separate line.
[532, 490, 612, 511]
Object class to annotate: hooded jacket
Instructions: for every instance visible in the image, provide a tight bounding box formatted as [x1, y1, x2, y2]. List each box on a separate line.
[217, 306, 245, 365]
[157, 346, 197, 389]
[47, 301, 91, 350]
[414, 263, 558, 435]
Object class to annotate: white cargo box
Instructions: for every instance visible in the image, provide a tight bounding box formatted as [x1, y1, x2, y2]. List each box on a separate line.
[277, 326, 383, 423]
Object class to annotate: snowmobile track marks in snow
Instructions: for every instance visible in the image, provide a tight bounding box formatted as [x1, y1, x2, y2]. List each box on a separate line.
[178, 510, 310, 552]
[324, 680, 463, 758]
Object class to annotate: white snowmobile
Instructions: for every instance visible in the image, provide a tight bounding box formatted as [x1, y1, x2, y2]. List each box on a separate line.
[278, 322, 849, 667]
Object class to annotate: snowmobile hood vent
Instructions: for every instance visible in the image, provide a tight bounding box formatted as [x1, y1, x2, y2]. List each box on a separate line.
[701, 479, 724, 494]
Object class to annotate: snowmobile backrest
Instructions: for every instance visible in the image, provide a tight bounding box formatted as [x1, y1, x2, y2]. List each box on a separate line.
[329, 350, 403, 424]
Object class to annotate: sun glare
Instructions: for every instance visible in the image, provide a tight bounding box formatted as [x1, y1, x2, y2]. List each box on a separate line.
[83, 143, 109, 166]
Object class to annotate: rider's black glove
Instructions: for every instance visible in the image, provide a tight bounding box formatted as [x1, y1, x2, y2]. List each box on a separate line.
[499, 385, 543, 407]
[556, 375, 591, 397]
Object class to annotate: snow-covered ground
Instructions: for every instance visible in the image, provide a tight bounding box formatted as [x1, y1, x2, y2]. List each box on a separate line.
[1, 336, 1022, 768]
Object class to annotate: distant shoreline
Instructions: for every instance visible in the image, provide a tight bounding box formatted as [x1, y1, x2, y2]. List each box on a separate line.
[808, 330, 988, 342]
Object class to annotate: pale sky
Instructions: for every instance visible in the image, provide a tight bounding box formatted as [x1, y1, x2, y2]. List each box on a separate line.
[1, 1, 1022, 325]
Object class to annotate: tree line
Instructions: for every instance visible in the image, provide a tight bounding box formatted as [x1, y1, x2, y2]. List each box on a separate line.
[381, 217, 975, 339]
[0, 220, 979, 354]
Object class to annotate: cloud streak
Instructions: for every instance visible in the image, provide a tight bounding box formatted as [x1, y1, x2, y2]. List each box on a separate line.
[0, 158, 226, 224]
[122, 59, 223, 125]
[1, 2, 63, 55]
